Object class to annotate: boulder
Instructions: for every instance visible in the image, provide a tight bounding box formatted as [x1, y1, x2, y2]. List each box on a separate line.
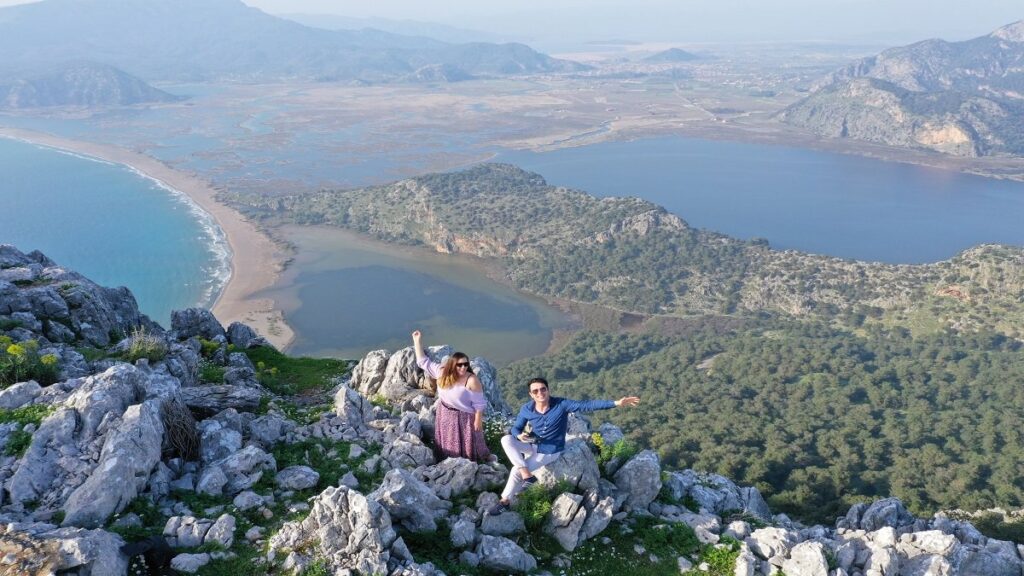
[414, 457, 507, 499]
[0, 523, 127, 575]
[276, 466, 320, 491]
[333, 386, 376, 431]
[170, 308, 225, 341]
[62, 400, 165, 528]
[199, 420, 243, 464]
[248, 413, 293, 447]
[476, 535, 536, 573]
[198, 445, 276, 496]
[205, 514, 236, 549]
[858, 498, 916, 532]
[179, 385, 262, 416]
[268, 485, 399, 576]
[380, 433, 435, 470]
[171, 552, 211, 573]
[225, 322, 259, 349]
[0, 380, 41, 409]
[533, 441, 600, 492]
[612, 450, 662, 511]
[369, 469, 450, 533]
[782, 541, 829, 576]
[546, 492, 588, 551]
[351, 350, 390, 397]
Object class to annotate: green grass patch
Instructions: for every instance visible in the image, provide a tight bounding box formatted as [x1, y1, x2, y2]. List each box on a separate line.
[0, 403, 53, 427]
[3, 428, 33, 456]
[270, 437, 382, 490]
[401, 525, 489, 576]
[244, 346, 350, 395]
[699, 536, 742, 576]
[199, 361, 226, 383]
[106, 497, 166, 541]
[564, 516, 701, 576]
[514, 481, 574, 532]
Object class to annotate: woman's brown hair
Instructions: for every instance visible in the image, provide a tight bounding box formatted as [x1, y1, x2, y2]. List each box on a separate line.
[438, 352, 473, 389]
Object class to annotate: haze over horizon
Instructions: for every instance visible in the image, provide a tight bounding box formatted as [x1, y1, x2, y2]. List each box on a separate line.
[0, 0, 1018, 49]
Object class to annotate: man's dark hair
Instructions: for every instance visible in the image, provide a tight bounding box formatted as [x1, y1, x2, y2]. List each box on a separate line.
[527, 377, 548, 392]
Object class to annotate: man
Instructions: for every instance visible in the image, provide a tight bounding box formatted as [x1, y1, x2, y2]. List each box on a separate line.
[488, 377, 640, 515]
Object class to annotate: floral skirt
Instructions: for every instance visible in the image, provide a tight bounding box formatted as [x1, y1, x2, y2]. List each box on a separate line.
[434, 401, 491, 462]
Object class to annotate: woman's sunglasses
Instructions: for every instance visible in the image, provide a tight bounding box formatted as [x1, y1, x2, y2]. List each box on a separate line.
[455, 362, 471, 368]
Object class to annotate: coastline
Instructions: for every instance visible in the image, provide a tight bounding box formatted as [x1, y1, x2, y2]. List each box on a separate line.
[0, 126, 295, 350]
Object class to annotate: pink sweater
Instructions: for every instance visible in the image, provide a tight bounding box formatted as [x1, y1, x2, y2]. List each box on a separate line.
[417, 357, 488, 414]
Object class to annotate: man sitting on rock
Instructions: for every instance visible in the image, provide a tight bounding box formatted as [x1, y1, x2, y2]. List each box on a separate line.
[488, 377, 639, 515]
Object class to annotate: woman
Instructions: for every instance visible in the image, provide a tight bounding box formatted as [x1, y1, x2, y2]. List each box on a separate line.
[412, 330, 491, 462]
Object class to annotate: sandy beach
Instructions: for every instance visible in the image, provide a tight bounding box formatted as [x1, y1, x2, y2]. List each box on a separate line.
[0, 126, 295, 350]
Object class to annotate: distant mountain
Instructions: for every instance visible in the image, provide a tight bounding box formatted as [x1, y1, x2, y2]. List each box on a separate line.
[0, 0, 585, 83]
[781, 21, 1024, 156]
[0, 62, 180, 109]
[277, 13, 501, 45]
[643, 48, 700, 63]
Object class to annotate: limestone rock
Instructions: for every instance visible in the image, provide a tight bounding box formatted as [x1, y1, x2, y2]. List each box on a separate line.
[268, 485, 398, 576]
[533, 441, 600, 492]
[546, 492, 588, 551]
[225, 322, 260, 349]
[171, 552, 211, 573]
[179, 385, 262, 416]
[62, 400, 165, 528]
[370, 468, 450, 533]
[171, 308, 225, 341]
[612, 450, 661, 511]
[414, 457, 506, 499]
[333, 385, 376, 431]
[782, 541, 829, 576]
[276, 465, 320, 491]
[0, 523, 127, 576]
[0, 380, 41, 409]
[351, 349, 391, 397]
[476, 535, 537, 573]
[205, 514, 236, 549]
[199, 445, 276, 496]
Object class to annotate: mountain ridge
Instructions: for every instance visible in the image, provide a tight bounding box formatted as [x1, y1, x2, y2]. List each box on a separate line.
[0, 0, 585, 83]
[782, 20, 1024, 157]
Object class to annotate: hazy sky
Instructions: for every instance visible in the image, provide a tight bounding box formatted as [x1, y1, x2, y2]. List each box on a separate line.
[0, 0, 1019, 45]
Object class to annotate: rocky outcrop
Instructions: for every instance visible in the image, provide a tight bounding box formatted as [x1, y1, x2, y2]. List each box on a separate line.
[268, 485, 402, 575]
[349, 345, 511, 414]
[0, 245, 151, 348]
[0, 522, 127, 575]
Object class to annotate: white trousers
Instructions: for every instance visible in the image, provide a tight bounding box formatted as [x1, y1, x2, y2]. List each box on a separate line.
[499, 434, 562, 500]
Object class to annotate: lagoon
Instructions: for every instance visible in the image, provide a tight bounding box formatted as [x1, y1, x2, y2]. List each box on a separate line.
[261, 226, 569, 366]
[498, 137, 1024, 264]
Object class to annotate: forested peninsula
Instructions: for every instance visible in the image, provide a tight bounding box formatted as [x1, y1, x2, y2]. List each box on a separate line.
[229, 163, 1024, 522]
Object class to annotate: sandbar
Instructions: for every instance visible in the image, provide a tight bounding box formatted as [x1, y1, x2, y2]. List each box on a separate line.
[0, 126, 295, 350]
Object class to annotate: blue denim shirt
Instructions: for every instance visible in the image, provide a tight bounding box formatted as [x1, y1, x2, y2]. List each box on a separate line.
[510, 396, 616, 454]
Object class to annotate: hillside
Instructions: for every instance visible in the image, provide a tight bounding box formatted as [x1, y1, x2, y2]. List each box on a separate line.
[781, 21, 1024, 156]
[229, 163, 1024, 340]
[0, 62, 181, 108]
[1, 244, 1023, 575]
[0, 0, 584, 83]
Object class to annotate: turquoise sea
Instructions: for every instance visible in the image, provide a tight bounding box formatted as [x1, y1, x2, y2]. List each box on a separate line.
[0, 137, 229, 326]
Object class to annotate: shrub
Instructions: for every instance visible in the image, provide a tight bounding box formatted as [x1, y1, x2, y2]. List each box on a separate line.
[514, 480, 573, 532]
[123, 326, 167, 363]
[592, 432, 637, 466]
[199, 361, 226, 383]
[700, 535, 742, 576]
[0, 338, 61, 386]
[4, 429, 33, 456]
